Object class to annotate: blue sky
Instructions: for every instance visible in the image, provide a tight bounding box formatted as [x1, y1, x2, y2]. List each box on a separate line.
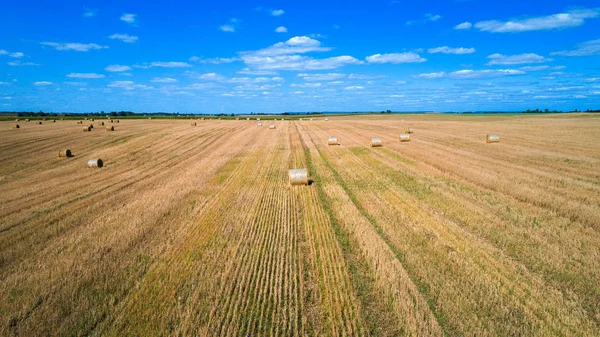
[1, 0, 599, 113]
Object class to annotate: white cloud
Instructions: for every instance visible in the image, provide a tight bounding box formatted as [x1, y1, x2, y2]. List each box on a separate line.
[413, 69, 526, 79]
[34, 81, 53, 86]
[188, 56, 240, 64]
[220, 18, 238, 32]
[109, 33, 138, 43]
[197, 72, 226, 80]
[275, 26, 288, 33]
[474, 9, 599, 33]
[455, 22, 473, 30]
[237, 68, 278, 75]
[66, 73, 105, 79]
[41, 42, 108, 52]
[150, 61, 192, 68]
[220, 25, 235, 32]
[8, 61, 39, 66]
[366, 52, 426, 64]
[9, 52, 24, 58]
[150, 77, 178, 83]
[242, 54, 362, 71]
[396, 80, 407, 84]
[348, 74, 387, 80]
[428, 46, 475, 54]
[551, 39, 600, 56]
[486, 53, 551, 65]
[291, 83, 322, 88]
[105, 64, 131, 72]
[293, 91, 304, 94]
[414, 72, 446, 79]
[345, 86, 365, 90]
[245, 36, 331, 57]
[108, 80, 152, 90]
[271, 9, 285, 16]
[406, 13, 442, 25]
[0, 50, 7, 55]
[298, 73, 346, 81]
[83, 7, 97, 17]
[121, 13, 136, 24]
[519, 65, 550, 71]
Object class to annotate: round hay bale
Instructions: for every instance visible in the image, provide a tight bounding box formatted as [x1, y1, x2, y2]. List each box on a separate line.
[52, 119, 56, 123]
[257, 122, 263, 127]
[399, 134, 411, 142]
[77, 120, 83, 124]
[257, 118, 261, 121]
[89, 124, 94, 129]
[289, 168, 309, 186]
[98, 121, 104, 126]
[328, 137, 339, 145]
[43, 118, 48, 121]
[371, 138, 383, 147]
[325, 118, 329, 121]
[15, 119, 19, 122]
[269, 124, 276, 129]
[85, 118, 88, 120]
[191, 122, 197, 126]
[38, 121, 43, 125]
[83, 126, 91, 132]
[12, 124, 20, 129]
[106, 126, 114, 131]
[405, 127, 413, 134]
[91, 119, 95, 121]
[88, 159, 103, 168]
[486, 134, 500, 143]
[110, 119, 114, 123]
[246, 118, 250, 120]
[116, 120, 120, 123]
[25, 119, 30, 122]
[235, 117, 239, 120]
[201, 117, 205, 120]
[310, 118, 314, 121]
[299, 118, 303, 121]
[58, 149, 72, 158]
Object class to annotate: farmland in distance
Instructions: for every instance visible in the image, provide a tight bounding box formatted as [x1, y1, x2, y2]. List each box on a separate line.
[1, 113, 599, 336]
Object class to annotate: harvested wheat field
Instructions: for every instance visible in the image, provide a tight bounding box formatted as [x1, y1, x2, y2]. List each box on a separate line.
[1, 114, 599, 336]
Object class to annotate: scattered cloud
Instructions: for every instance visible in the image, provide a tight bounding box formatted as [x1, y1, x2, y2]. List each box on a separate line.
[188, 56, 240, 64]
[0, 50, 7, 55]
[551, 39, 600, 56]
[348, 74, 387, 80]
[291, 83, 322, 88]
[428, 46, 476, 54]
[109, 33, 138, 43]
[121, 13, 136, 24]
[8, 61, 39, 66]
[34, 81, 53, 86]
[105, 64, 131, 72]
[486, 53, 551, 65]
[474, 8, 600, 33]
[275, 26, 288, 33]
[454, 22, 473, 30]
[298, 73, 346, 81]
[366, 52, 426, 64]
[151, 77, 178, 83]
[414, 69, 526, 79]
[271, 9, 285, 16]
[150, 61, 192, 68]
[237, 68, 278, 76]
[66, 73, 105, 79]
[242, 54, 362, 71]
[9, 52, 24, 58]
[406, 13, 442, 25]
[83, 7, 97, 17]
[220, 18, 239, 32]
[108, 80, 152, 90]
[345, 86, 365, 90]
[40, 42, 108, 52]
[519, 65, 551, 71]
[244, 36, 331, 57]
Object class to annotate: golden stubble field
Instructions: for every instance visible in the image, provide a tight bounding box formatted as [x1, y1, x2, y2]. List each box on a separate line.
[1, 114, 599, 336]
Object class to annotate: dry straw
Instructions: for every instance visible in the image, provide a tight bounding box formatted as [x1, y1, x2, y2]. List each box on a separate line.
[88, 159, 103, 168]
[399, 134, 411, 142]
[191, 122, 197, 126]
[289, 168, 309, 185]
[371, 138, 383, 147]
[325, 118, 329, 121]
[328, 137, 339, 145]
[77, 121, 83, 124]
[98, 122, 104, 126]
[269, 124, 276, 129]
[58, 149, 72, 158]
[257, 122, 263, 127]
[106, 126, 114, 131]
[405, 127, 414, 134]
[12, 124, 20, 129]
[486, 134, 500, 143]
[83, 126, 91, 132]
